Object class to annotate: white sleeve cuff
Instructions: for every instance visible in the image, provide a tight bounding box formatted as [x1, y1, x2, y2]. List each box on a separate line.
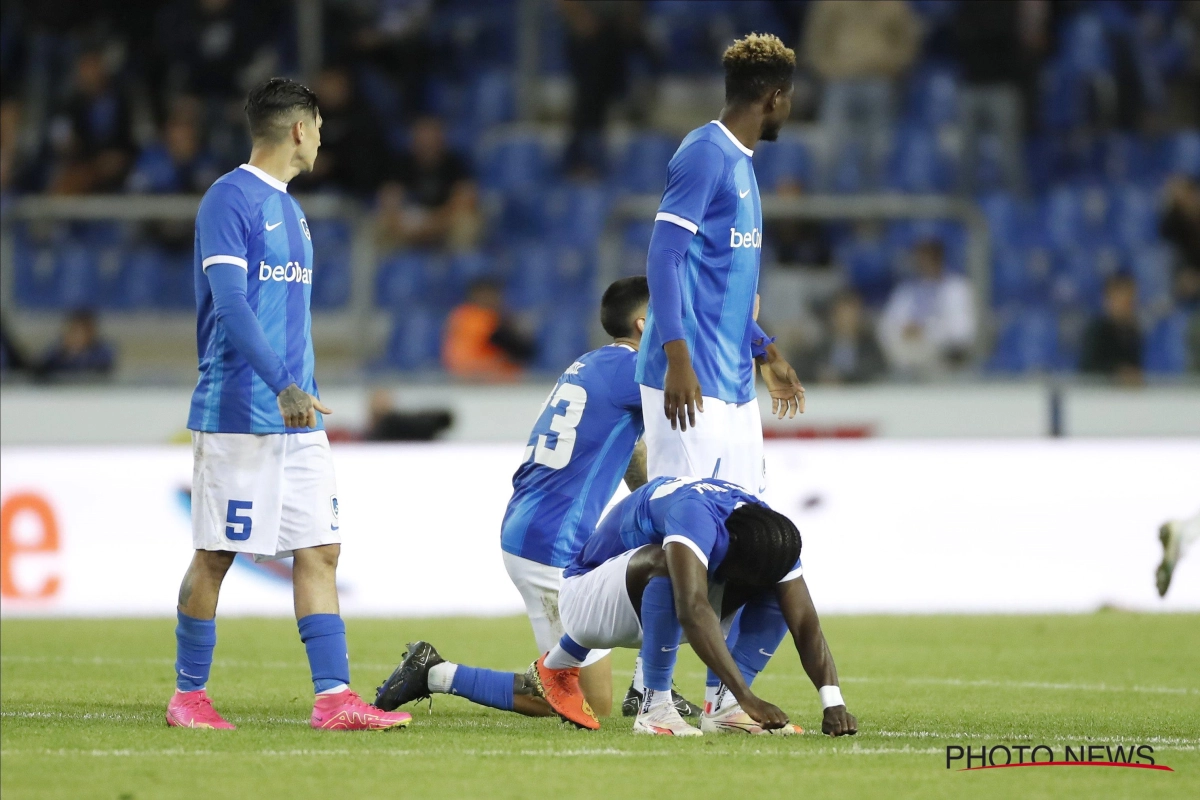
[777, 565, 804, 583]
[662, 535, 709, 567]
[202, 255, 248, 271]
[655, 212, 699, 235]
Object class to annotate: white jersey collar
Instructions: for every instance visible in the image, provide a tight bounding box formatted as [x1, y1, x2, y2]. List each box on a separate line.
[711, 120, 754, 157]
[238, 164, 289, 193]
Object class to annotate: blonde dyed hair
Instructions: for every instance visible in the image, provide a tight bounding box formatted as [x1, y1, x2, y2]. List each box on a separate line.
[722, 33, 796, 103]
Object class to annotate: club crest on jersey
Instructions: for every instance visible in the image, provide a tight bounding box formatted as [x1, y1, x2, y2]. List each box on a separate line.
[729, 227, 762, 249]
[259, 260, 312, 284]
[330, 495, 339, 519]
[300, 218, 311, 240]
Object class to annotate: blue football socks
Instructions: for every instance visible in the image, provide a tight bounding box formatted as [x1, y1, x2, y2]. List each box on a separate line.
[297, 613, 351, 694]
[174, 610, 216, 692]
[448, 666, 516, 711]
[728, 597, 788, 686]
[639, 577, 683, 693]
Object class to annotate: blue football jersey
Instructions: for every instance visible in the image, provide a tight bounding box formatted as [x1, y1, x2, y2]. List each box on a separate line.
[563, 476, 802, 582]
[636, 120, 763, 405]
[501, 344, 645, 568]
[187, 165, 319, 434]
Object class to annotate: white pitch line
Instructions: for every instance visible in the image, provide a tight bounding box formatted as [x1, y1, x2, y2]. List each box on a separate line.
[840, 675, 1200, 696]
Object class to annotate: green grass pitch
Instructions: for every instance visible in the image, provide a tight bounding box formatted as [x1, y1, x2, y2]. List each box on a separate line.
[1, 613, 1197, 799]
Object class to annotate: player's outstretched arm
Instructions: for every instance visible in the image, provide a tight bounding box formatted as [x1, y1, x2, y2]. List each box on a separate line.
[623, 439, 649, 491]
[664, 543, 789, 730]
[757, 340, 805, 420]
[776, 576, 856, 736]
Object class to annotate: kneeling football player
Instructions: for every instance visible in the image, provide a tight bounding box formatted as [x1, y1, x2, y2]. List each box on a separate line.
[534, 476, 857, 735]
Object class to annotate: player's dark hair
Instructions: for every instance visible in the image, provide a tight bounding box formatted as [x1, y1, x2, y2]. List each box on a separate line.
[722, 33, 796, 105]
[245, 77, 319, 141]
[720, 504, 802, 586]
[600, 276, 650, 339]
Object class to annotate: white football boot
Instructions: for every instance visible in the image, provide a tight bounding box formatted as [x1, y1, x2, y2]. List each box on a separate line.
[700, 701, 803, 735]
[632, 690, 702, 736]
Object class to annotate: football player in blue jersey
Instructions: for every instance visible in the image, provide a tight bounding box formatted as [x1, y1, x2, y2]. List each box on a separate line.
[376, 278, 697, 721]
[536, 477, 856, 736]
[167, 78, 410, 732]
[638, 33, 806, 496]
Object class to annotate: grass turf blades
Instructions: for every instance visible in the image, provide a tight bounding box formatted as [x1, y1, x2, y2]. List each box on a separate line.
[1, 613, 1197, 799]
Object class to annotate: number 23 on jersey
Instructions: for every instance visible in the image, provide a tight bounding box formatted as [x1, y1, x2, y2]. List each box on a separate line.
[524, 383, 588, 469]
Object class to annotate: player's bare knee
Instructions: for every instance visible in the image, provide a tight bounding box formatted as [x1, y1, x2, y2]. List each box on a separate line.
[195, 549, 236, 575]
[296, 543, 340, 572]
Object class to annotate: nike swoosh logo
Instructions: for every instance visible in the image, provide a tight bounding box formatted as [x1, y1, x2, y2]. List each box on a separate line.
[739, 189, 750, 198]
[265, 221, 283, 231]
[660, 645, 680, 652]
[330, 524, 339, 532]
[179, 670, 204, 680]
[758, 648, 775, 657]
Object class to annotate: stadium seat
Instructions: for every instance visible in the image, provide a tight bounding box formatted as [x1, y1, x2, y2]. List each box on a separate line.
[992, 245, 1054, 308]
[308, 220, 352, 310]
[1052, 246, 1122, 311]
[479, 135, 548, 193]
[375, 252, 439, 309]
[1110, 185, 1159, 249]
[464, 69, 516, 131]
[618, 133, 679, 194]
[827, 141, 870, 194]
[835, 238, 892, 306]
[905, 67, 959, 130]
[1096, 133, 1154, 186]
[1144, 311, 1191, 374]
[448, 251, 496, 295]
[988, 308, 1062, 373]
[506, 244, 557, 310]
[383, 307, 446, 372]
[1162, 129, 1200, 178]
[13, 238, 61, 310]
[753, 137, 813, 192]
[54, 244, 101, 310]
[1128, 245, 1173, 310]
[536, 306, 591, 373]
[1042, 183, 1113, 252]
[116, 246, 166, 309]
[156, 250, 196, 310]
[543, 183, 611, 246]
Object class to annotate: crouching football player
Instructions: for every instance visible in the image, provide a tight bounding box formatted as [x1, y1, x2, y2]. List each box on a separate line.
[375, 278, 698, 720]
[534, 476, 857, 736]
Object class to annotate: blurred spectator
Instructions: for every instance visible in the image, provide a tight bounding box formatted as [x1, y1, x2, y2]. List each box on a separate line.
[952, 0, 1048, 194]
[801, 290, 886, 384]
[442, 279, 536, 380]
[155, 0, 278, 102]
[37, 310, 115, 378]
[878, 239, 976, 378]
[1162, 175, 1200, 271]
[363, 388, 453, 441]
[558, 0, 646, 178]
[126, 101, 219, 193]
[0, 98, 21, 195]
[377, 116, 480, 250]
[0, 318, 34, 376]
[332, 0, 433, 115]
[47, 48, 136, 194]
[1080, 274, 1143, 385]
[804, 0, 919, 185]
[291, 66, 388, 197]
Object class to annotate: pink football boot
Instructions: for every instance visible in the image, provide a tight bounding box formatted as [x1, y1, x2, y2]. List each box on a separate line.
[166, 690, 236, 729]
[310, 688, 413, 731]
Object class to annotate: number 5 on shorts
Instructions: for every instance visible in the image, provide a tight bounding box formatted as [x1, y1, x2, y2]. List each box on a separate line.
[225, 500, 253, 541]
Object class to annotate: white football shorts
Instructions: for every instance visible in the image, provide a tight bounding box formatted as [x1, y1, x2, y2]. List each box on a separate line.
[558, 550, 643, 651]
[502, 551, 610, 666]
[191, 430, 340, 561]
[640, 385, 766, 495]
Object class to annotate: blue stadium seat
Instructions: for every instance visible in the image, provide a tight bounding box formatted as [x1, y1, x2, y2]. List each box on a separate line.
[886, 126, 955, 193]
[1039, 64, 1089, 133]
[1042, 184, 1113, 252]
[1144, 311, 1191, 374]
[1096, 133, 1155, 186]
[988, 308, 1062, 373]
[308, 220, 352, 310]
[753, 138, 813, 192]
[1162, 130, 1200, 178]
[618, 133, 679, 194]
[1052, 246, 1122, 311]
[479, 135, 548, 193]
[448, 251, 496, 294]
[13, 237, 61, 309]
[1061, 13, 1112, 76]
[543, 184, 611, 246]
[465, 69, 516, 130]
[1110, 185, 1159, 249]
[383, 307, 446, 372]
[992, 245, 1054, 308]
[905, 67, 959, 129]
[1128, 245, 1173, 309]
[54, 244, 101, 310]
[536, 306, 591, 373]
[116, 246, 165, 309]
[506, 244, 557, 310]
[157, 250, 196, 309]
[836, 238, 892, 306]
[828, 141, 870, 194]
[375, 252, 439, 309]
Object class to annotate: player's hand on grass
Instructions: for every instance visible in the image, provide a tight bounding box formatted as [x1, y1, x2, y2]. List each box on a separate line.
[759, 352, 805, 419]
[277, 383, 332, 429]
[821, 705, 857, 737]
[662, 340, 703, 431]
[740, 695, 790, 730]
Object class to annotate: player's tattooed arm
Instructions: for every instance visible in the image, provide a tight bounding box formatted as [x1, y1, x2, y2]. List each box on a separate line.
[624, 439, 649, 491]
[277, 383, 333, 429]
[777, 576, 857, 736]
